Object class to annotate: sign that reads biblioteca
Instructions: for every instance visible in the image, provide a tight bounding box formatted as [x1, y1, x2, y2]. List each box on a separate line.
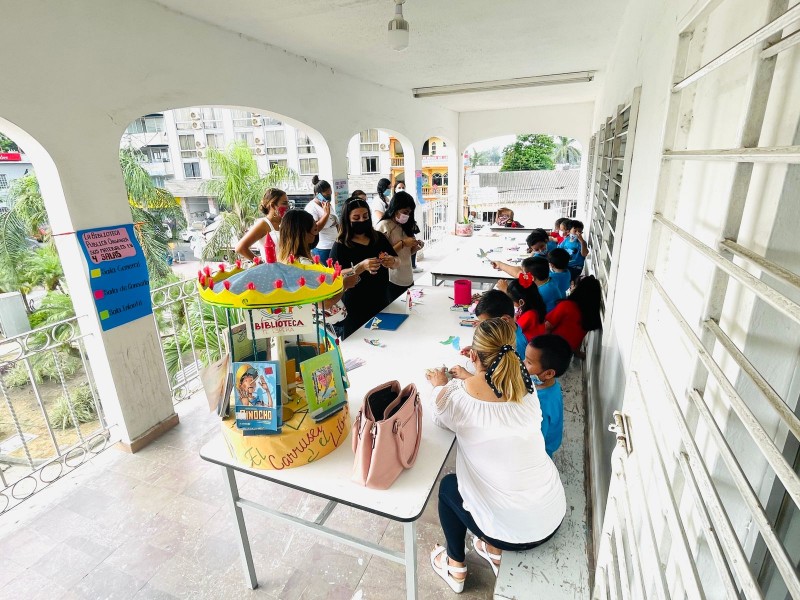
[245, 305, 315, 338]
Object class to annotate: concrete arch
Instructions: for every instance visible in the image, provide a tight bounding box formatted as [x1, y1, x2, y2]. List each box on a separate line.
[344, 127, 418, 198]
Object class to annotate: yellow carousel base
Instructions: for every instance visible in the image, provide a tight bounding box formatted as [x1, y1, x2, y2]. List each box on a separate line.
[221, 389, 351, 470]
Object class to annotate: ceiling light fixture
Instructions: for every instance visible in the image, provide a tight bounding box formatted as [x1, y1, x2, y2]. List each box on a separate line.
[388, 0, 409, 52]
[412, 71, 596, 98]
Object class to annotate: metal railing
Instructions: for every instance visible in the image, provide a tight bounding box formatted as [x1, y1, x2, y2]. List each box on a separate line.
[390, 157, 405, 167]
[0, 317, 109, 514]
[421, 185, 448, 197]
[150, 278, 239, 403]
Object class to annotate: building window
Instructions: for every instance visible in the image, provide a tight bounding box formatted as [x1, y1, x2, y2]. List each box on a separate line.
[0, 174, 8, 189]
[432, 173, 443, 186]
[206, 133, 224, 149]
[431, 142, 437, 156]
[269, 159, 288, 170]
[179, 135, 198, 158]
[183, 162, 201, 179]
[299, 158, 318, 175]
[265, 130, 287, 155]
[360, 129, 380, 153]
[297, 132, 315, 155]
[149, 147, 170, 162]
[361, 156, 379, 174]
[174, 108, 194, 130]
[235, 131, 255, 148]
[231, 109, 253, 128]
[443, 172, 449, 186]
[264, 117, 283, 127]
[151, 176, 166, 187]
[202, 108, 223, 129]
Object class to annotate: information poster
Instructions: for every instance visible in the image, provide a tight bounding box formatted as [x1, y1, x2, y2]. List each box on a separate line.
[77, 224, 153, 331]
[415, 170, 424, 204]
[245, 305, 315, 338]
[333, 179, 349, 206]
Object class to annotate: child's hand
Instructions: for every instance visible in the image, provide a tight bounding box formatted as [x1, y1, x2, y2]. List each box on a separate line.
[490, 261, 499, 270]
[448, 366, 471, 380]
[459, 345, 472, 357]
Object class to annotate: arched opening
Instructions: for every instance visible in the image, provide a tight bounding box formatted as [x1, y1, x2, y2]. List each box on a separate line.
[345, 128, 413, 201]
[463, 134, 583, 227]
[120, 104, 332, 404]
[0, 121, 110, 512]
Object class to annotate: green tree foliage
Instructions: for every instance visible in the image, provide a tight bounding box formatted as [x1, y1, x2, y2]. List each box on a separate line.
[0, 133, 19, 152]
[553, 136, 582, 166]
[500, 134, 556, 171]
[469, 147, 502, 168]
[201, 142, 298, 261]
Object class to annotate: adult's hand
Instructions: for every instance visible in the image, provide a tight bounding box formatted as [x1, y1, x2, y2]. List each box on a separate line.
[448, 366, 471, 380]
[360, 257, 381, 274]
[426, 368, 449, 387]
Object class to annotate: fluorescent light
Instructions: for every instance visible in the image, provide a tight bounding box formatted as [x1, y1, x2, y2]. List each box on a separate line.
[412, 71, 596, 98]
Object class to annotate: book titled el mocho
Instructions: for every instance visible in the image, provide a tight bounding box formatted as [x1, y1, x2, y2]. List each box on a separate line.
[233, 361, 280, 433]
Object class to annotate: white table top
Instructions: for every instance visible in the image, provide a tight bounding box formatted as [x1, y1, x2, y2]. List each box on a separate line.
[200, 286, 469, 522]
[430, 235, 528, 281]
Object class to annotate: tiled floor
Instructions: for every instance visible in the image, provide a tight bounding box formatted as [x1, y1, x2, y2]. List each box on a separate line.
[0, 360, 587, 600]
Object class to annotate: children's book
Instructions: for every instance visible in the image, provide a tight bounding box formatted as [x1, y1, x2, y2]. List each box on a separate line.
[233, 361, 281, 433]
[300, 350, 347, 422]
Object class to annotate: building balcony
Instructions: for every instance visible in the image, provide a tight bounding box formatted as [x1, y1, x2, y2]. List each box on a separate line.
[390, 157, 405, 168]
[422, 185, 448, 197]
[140, 161, 175, 177]
[421, 154, 448, 167]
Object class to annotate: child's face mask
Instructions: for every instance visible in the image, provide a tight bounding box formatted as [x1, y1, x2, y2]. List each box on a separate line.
[530, 373, 545, 386]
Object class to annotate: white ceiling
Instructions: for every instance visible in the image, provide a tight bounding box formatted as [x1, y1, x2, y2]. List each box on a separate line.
[149, 0, 629, 112]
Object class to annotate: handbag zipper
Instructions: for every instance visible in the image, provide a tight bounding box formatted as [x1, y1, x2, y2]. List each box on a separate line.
[370, 422, 378, 448]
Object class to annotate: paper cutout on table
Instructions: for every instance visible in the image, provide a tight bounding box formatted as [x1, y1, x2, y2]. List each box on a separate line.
[409, 288, 424, 299]
[344, 357, 366, 371]
[364, 338, 386, 347]
[425, 366, 453, 380]
[439, 335, 461, 350]
[450, 305, 469, 311]
[476, 249, 490, 260]
[369, 317, 382, 330]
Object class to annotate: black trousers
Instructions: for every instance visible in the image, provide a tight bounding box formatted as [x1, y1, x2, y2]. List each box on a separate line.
[437, 474, 560, 562]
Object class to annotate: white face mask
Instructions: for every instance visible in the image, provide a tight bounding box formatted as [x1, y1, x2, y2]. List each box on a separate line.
[395, 213, 410, 225]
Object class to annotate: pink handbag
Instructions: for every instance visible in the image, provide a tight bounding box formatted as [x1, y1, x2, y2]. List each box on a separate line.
[352, 381, 423, 489]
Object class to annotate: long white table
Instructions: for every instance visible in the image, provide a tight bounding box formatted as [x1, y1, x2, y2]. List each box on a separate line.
[430, 234, 529, 286]
[200, 287, 466, 599]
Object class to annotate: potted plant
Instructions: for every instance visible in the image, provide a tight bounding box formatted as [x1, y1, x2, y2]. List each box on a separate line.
[455, 217, 473, 237]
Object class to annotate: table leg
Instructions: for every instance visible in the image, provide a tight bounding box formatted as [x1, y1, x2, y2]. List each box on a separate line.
[221, 466, 258, 589]
[403, 520, 418, 600]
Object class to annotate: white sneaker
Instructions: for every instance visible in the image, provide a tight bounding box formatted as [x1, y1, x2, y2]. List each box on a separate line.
[412, 267, 424, 273]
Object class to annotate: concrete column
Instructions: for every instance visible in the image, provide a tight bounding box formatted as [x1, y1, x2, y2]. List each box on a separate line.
[1, 118, 177, 452]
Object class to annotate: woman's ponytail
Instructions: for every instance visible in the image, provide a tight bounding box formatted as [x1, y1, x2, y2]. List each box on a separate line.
[472, 318, 533, 402]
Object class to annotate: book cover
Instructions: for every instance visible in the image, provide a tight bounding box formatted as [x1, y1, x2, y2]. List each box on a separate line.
[300, 350, 346, 421]
[233, 361, 280, 432]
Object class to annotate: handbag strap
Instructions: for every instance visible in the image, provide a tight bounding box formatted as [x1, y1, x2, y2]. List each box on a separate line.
[394, 393, 423, 469]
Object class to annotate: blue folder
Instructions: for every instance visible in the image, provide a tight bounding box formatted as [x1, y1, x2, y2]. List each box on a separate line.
[363, 312, 409, 331]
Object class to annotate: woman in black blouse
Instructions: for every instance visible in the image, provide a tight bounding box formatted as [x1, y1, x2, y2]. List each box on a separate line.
[330, 197, 398, 339]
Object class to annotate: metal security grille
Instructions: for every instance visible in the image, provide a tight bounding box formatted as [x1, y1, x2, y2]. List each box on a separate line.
[593, 2, 800, 599]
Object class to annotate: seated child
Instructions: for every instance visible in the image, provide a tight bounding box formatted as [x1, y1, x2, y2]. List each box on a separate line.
[450, 290, 528, 379]
[523, 335, 573, 457]
[557, 220, 589, 281]
[526, 256, 564, 313]
[547, 248, 571, 296]
[544, 275, 603, 354]
[506, 276, 547, 341]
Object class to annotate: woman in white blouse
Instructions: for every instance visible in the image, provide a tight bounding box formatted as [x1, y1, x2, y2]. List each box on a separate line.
[425, 318, 566, 593]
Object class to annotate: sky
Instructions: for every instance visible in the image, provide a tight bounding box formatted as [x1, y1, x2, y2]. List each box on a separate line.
[466, 135, 516, 153]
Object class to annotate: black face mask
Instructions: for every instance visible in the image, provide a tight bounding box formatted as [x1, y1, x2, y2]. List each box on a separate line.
[351, 221, 372, 235]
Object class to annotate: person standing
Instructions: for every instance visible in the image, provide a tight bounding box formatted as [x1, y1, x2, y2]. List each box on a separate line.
[393, 180, 424, 273]
[235, 188, 289, 261]
[305, 176, 338, 264]
[377, 191, 424, 299]
[369, 177, 392, 222]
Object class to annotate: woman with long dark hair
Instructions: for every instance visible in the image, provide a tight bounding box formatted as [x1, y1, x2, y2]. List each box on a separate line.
[329, 197, 398, 338]
[377, 191, 424, 299]
[368, 177, 392, 222]
[235, 188, 290, 260]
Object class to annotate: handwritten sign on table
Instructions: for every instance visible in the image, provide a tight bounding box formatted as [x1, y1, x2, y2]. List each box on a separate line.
[77, 224, 152, 331]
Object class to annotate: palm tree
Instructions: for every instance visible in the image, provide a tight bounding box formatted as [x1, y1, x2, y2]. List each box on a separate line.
[201, 142, 298, 261]
[553, 136, 582, 166]
[23, 244, 64, 292]
[119, 148, 186, 282]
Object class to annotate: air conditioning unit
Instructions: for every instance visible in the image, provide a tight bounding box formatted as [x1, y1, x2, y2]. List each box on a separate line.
[195, 140, 205, 149]
[251, 117, 262, 126]
[189, 110, 201, 120]
[197, 149, 206, 158]
[254, 137, 264, 145]
[380, 144, 388, 150]
[255, 147, 266, 156]
[191, 121, 203, 130]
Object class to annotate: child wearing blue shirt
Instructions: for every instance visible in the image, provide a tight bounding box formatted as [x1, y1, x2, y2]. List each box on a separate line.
[523, 335, 573, 457]
[547, 248, 572, 296]
[557, 220, 589, 281]
[524, 256, 564, 313]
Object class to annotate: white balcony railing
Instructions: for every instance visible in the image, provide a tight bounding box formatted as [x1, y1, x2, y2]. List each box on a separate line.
[422, 185, 448, 197]
[421, 154, 448, 166]
[141, 161, 174, 177]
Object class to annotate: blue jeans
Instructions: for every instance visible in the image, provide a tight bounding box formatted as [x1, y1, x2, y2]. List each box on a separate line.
[437, 474, 559, 562]
[311, 247, 331, 264]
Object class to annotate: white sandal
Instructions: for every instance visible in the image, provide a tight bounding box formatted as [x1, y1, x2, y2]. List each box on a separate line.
[472, 536, 502, 576]
[430, 544, 467, 593]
